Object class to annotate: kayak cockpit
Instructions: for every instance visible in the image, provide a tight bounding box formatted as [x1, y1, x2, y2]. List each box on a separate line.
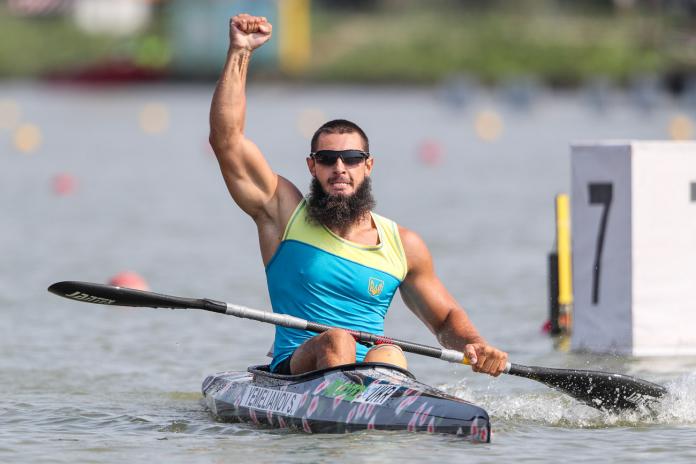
[203, 362, 491, 441]
[247, 361, 416, 381]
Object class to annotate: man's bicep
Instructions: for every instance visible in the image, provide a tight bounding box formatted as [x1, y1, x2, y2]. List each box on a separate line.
[399, 228, 454, 334]
[215, 137, 279, 217]
[400, 268, 454, 335]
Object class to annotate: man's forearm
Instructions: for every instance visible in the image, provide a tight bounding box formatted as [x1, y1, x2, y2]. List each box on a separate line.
[436, 308, 486, 352]
[209, 48, 251, 149]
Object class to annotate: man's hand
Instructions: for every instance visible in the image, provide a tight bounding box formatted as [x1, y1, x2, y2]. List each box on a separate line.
[230, 14, 272, 51]
[464, 343, 508, 377]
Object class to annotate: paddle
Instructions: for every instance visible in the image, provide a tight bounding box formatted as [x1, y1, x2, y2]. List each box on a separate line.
[47, 280, 666, 412]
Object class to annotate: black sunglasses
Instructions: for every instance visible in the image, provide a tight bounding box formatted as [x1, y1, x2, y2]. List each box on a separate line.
[310, 149, 370, 167]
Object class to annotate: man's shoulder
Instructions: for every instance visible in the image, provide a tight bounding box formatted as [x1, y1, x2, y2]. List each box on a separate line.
[396, 225, 429, 260]
[395, 225, 434, 277]
[371, 211, 417, 246]
[367, 213, 428, 256]
[277, 175, 303, 202]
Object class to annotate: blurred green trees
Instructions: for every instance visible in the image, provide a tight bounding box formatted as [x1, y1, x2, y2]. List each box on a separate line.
[0, 0, 693, 87]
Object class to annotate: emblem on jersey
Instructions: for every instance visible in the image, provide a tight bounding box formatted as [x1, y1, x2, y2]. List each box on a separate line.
[368, 278, 384, 297]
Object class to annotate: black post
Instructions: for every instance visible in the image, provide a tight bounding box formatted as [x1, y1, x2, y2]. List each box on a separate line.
[547, 252, 560, 335]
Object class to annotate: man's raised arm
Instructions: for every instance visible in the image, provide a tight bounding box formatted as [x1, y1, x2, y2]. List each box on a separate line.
[209, 14, 283, 220]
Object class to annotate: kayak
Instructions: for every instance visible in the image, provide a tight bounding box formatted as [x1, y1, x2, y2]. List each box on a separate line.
[202, 362, 491, 441]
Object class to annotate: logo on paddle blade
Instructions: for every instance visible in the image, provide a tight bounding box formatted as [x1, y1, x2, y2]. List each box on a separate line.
[65, 291, 115, 305]
[368, 278, 384, 297]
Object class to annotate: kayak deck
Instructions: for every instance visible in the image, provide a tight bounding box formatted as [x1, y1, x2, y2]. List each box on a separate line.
[202, 362, 490, 441]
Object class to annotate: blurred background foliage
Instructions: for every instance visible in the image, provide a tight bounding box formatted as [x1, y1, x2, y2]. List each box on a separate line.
[0, 0, 694, 89]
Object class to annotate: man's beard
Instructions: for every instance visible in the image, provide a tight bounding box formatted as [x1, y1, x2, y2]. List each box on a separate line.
[306, 176, 376, 232]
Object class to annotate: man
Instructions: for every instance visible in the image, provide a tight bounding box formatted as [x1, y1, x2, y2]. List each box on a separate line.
[209, 14, 508, 376]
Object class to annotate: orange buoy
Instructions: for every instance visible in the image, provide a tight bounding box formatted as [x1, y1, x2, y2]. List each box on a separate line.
[108, 271, 149, 291]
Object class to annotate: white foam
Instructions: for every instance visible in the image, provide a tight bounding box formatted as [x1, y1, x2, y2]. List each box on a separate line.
[441, 372, 696, 428]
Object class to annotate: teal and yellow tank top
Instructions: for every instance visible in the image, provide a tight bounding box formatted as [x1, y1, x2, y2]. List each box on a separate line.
[266, 199, 407, 370]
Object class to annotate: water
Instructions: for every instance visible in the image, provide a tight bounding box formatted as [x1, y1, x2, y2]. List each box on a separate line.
[2, 82, 695, 463]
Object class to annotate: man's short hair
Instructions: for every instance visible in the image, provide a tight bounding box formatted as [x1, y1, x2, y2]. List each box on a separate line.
[310, 119, 370, 153]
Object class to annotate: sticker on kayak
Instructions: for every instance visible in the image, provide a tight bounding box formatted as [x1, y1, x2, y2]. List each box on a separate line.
[239, 386, 302, 415]
[352, 383, 399, 405]
[324, 379, 366, 401]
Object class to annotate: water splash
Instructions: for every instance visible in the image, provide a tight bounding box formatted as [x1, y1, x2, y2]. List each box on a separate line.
[442, 372, 696, 428]
[653, 372, 696, 424]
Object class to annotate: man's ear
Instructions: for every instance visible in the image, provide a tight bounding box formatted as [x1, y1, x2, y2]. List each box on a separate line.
[365, 156, 374, 176]
[306, 157, 316, 176]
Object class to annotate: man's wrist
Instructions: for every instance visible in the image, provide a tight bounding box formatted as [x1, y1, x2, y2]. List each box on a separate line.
[224, 47, 252, 76]
[229, 46, 252, 55]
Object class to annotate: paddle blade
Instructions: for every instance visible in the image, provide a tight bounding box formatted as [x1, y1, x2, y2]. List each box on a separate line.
[507, 364, 667, 412]
[48, 281, 204, 310]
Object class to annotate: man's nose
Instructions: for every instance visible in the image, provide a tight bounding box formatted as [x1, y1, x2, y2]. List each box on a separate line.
[333, 157, 347, 172]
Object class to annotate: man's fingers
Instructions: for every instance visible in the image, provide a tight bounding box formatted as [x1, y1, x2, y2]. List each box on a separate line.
[486, 358, 504, 377]
[465, 344, 509, 376]
[496, 358, 508, 376]
[232, 14, 269, 33]
[465, 345, 478, 366]
[481, 355, 496, 374]
[474, 354, 487, 373]
[485, 351, 508, 377]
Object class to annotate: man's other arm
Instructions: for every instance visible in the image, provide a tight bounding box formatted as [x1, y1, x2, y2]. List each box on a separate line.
[398, 226, 508, 376]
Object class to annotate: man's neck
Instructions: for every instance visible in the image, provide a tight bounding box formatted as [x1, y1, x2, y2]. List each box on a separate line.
[327, 212, 378, 245]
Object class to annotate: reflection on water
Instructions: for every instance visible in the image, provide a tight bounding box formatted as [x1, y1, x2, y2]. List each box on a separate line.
[2, 83, 696, 463]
